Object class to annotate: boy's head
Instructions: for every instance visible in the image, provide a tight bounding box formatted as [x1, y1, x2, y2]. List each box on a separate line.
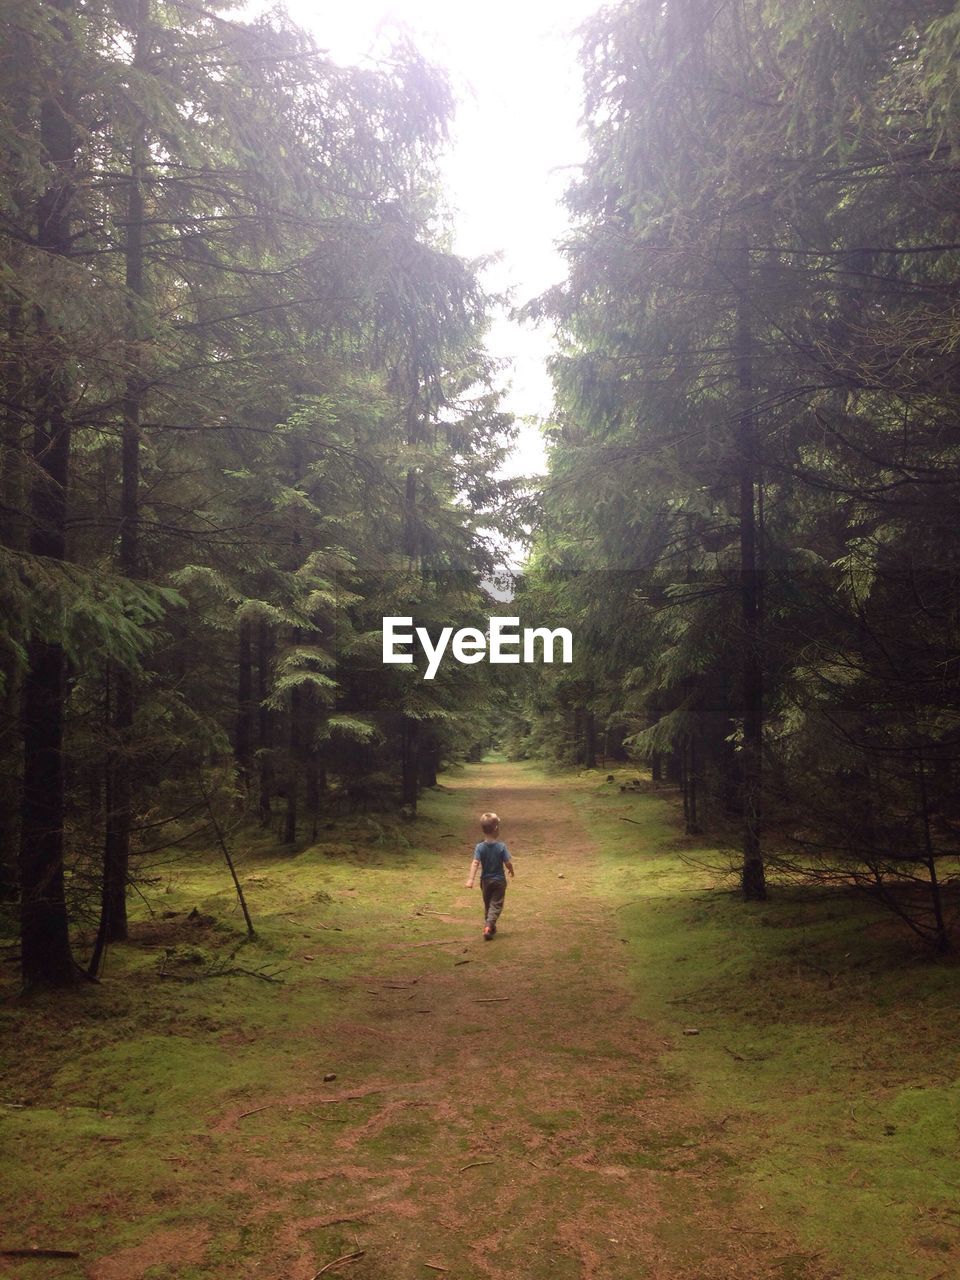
[480, 811, 500, 837]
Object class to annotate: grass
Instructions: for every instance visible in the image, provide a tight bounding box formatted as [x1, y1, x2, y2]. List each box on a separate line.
[1, 764, 958, 1278]
[575, 767, 960, 1280]
[0, 786, 474, 1276]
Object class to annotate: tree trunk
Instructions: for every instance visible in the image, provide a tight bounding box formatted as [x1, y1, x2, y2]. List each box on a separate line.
[401, 716, 420, 811]
[419, 734, 439, 788]
[687, 731, 701, 835]
[0, 8, 32, 901]
[665, 751, 681, 786]
[305, 749, 320, 843]
[0, 671, 23, 902]
[584, 710, 597, 770]
[736, 237, 766, 901]
[916, 749, 949, 952]
[20, 636, 75, 987]
[257, 622, 274, 826]
[283, 682, 301, 844]
[235, 616, 254, 785]
[0, 299, 26, 900]
[98, 0, 153, 956]
[19, 2, 79, 986]
[573, 705, 584, 765]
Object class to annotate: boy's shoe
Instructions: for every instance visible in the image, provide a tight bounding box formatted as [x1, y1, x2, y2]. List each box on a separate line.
[483, 925, 493, 940]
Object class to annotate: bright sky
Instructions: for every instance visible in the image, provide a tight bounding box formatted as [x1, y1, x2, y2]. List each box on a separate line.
[265, 0, 598, 477]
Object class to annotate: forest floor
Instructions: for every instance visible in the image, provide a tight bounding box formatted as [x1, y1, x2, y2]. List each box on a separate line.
[1, 762, 959, 1280]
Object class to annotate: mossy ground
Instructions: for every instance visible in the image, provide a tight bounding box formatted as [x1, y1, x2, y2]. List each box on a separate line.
[0, 763, 957, 1279]
[576, 768, 960, 1280]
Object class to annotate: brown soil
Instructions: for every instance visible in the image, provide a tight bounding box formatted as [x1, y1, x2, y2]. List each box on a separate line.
[83, 764, 834, 1280]
[88, 1227, 211, 1280]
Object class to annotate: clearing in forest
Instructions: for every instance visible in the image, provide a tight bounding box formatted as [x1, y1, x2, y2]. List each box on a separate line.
[2, 762, 957, 1279]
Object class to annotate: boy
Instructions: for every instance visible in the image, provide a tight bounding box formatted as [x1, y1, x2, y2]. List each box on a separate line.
[465, 811, 515, 940]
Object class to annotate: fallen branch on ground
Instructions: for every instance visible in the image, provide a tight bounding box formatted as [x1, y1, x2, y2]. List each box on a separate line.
[312, 1249, 365, 1275]
[459, 1159, 495, 1172]
[0, 1248, 81, 1259]
[388, 938, 470, 949]
[160, 963, 286, 984]
[317, 1088, 389, 1104]
[239, 1105, 273, 1119]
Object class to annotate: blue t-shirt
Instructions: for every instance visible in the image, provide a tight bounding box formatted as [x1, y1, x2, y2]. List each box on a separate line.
[474, 840, 511, 882]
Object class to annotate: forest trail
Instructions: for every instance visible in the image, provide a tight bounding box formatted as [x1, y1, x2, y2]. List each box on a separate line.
[296, 759, 796, 1280]
[88, 760, 826, 1280]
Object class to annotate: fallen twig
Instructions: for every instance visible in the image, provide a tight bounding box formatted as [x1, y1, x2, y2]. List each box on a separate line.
[215, 964, 285, 983]
[312, 1248, 365, 1275]
[317, 1088, 388, 1104]
[459, 1159, 495, 1172]
[475, 997, 509, 1003]
[619, 816, 646, 826]
[159, 964, 286, 984]
[388, 938, 470, 949]
[239, 1105, 272, 1119]
[423, 1265, 449, 1272]
[0, 1248, 81, 1259]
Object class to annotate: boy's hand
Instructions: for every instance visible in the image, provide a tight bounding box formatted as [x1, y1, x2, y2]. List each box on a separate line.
[465, 879, 475, 888]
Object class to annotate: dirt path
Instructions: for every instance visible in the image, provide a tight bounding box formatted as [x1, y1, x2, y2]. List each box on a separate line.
[83, 763, 830, 1280]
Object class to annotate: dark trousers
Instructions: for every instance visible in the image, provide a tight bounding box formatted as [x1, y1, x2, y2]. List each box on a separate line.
[481, 877, 506, 927]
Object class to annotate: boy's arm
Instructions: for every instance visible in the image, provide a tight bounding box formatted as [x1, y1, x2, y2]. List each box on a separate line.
[465, 857, 480, 888]
[504, 850, 515, 878]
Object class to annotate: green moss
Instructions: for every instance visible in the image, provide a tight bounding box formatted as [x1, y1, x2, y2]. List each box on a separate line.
[572, 768, 960, 1280]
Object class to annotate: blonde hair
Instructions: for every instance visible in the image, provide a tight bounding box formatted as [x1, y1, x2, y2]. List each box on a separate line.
[480, 811, 500, 836]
